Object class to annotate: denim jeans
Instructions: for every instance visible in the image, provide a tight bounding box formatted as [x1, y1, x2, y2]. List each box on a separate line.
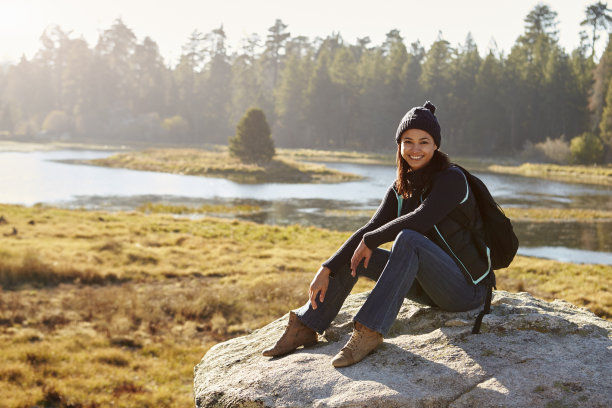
[295, 229, 486, 336]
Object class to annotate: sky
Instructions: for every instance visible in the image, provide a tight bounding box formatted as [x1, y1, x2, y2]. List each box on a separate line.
[0, 0, 607, 67]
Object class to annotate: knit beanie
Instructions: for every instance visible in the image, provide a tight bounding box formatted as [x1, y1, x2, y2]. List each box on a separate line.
[395, 101, 441, 147]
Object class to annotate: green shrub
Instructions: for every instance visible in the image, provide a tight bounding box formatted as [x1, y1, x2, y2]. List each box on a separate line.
[570, 132, 604, 164]
[229, 108, 275, 164]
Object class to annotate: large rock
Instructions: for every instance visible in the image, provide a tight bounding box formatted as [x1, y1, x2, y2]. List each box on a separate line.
[194, 291, 612, 407]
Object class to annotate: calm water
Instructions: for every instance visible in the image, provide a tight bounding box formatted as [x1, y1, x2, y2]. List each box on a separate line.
[2, 149, 612, 265]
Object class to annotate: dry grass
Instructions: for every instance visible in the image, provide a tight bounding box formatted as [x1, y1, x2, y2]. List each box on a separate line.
[503, 207, 612, 222]
[277, 147, 395, 165]
[489, 163, 612, 186]
[0, 204, 374, 407]
[495, 256, 612, 319]
[0, 204, 351, 285]
[87, 148, 362, 183]
[0, 203, 610, 407]
[136, 202, 261, 215]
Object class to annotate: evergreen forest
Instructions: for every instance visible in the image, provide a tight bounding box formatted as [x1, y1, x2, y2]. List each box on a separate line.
[1, 3, 612, 162]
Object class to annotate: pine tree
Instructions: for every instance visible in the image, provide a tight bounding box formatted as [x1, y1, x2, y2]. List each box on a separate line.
[304, 49, 336, 147]
[472, 51, 506, 154]
[356, 47, 387, 149]
[381, 30, 410, 148]
[274, 51, 311, 147]
[132, 37, 167, 116]
[599, 76, 612, 161]
[419, 34, 453, 144]
[447, 33, 482, 152]
[201, 26, 232, 144]
[230, 34, 264, 128]
[401, 41, 425, 103]
[264, 19, 291, 88]
[581, 1, 612, 59]
[329, 46, 359, 148]
[229, 108, 275, 164]
[590, 34, 612, 129]
[419, 35, 452, 105]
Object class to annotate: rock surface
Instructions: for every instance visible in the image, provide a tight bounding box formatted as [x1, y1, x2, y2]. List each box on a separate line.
[194, 291, 612, 407]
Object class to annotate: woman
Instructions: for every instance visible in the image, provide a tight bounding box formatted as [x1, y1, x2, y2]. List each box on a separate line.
[262, 101, 490, 368]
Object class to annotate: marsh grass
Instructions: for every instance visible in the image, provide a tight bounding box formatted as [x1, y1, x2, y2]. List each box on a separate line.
[503, 207, 612, 222]
[0, 204, 374, 407]
[137, 202, 261, 215]
[277, 148, 395, 165]
[0, 203, 610, 407]
[87, 148, 362, 183]
[489, 163, 612, 186]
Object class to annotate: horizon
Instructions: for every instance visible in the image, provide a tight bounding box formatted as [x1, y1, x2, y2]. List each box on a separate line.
[1, 0, 607, 67]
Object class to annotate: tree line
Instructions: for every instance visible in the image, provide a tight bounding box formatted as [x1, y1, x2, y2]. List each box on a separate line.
[1, 2, 611, 162]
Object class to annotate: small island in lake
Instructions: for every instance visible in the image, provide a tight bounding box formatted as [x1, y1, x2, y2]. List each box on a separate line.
[86, 147, 363, 184]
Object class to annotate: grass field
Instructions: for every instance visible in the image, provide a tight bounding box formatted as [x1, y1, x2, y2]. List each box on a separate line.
[0, 204, 610, 407]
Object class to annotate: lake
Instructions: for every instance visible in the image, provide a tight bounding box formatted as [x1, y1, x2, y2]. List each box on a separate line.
[1, 149, 612, 265]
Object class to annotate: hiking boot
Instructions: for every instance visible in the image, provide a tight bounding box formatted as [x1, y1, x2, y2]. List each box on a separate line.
[262, 311, 318, 357]
[331, 322, 383, 368]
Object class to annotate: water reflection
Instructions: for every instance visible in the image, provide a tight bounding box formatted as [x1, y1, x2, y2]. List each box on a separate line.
[65, 194, 612, 264]
[517, 247, 612, 265]
[325, 163, 612, 210]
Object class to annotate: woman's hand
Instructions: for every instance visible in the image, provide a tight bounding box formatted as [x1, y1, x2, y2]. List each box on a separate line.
[350, 239, 372, 277]
[309, 266, 331, 310]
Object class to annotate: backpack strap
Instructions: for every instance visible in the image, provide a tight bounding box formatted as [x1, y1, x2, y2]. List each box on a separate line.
[472, 272, 496, 334]
[444, 166, 479, 232]
[394, 188, 404, 218]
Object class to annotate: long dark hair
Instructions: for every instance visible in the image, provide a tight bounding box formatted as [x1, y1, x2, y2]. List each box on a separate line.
[395, 148, 450, 198]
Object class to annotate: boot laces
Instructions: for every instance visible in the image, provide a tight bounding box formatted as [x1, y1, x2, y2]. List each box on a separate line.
[345, 328, 364, 352]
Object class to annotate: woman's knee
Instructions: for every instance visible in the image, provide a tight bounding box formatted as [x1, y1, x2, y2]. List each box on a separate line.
[393, 229, 426, 250]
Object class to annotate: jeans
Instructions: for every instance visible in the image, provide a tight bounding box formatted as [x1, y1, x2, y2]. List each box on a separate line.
[295, 229, 487, 336]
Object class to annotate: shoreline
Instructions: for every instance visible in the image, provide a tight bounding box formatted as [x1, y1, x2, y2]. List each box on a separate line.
[489, 163, 612, 187]
[2, 140, 611, 186]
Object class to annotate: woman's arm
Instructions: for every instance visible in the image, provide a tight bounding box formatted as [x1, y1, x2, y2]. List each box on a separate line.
[321, 185, 397, 273]
[362, 167, 467, 249]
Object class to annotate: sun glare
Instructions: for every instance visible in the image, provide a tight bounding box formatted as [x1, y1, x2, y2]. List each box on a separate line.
[0, 1, 45, 61]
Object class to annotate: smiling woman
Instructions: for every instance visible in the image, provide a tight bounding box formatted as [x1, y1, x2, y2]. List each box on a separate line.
[262, 101, 496, 368]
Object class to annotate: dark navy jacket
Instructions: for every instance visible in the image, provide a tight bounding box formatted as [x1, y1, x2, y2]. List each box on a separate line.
[323, 166, 491, 285]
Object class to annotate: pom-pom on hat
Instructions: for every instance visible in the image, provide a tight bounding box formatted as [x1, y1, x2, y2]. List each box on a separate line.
[395, 101, 441, 147]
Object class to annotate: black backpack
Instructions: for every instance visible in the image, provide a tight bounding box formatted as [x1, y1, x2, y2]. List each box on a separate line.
[395, 164, 519, 333]
[451, 164, 519, 333]
[451, 164, 519, 270]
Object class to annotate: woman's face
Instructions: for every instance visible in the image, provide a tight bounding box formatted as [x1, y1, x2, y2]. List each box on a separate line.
[400, 128, 438, 171]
